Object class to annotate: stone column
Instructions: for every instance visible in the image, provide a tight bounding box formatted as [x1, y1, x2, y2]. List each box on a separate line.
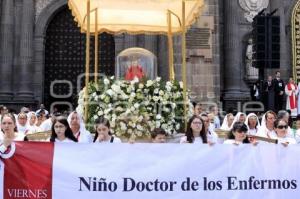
[16, 0, 35, 100]
[0, 0, 14, 100]
[223, 0, 250, 107]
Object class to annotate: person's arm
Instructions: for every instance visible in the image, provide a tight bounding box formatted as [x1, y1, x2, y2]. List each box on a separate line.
[0, 135, 14, 156]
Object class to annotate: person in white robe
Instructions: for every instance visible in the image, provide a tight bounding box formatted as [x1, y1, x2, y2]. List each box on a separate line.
[274, 119, 296, 145]
[220, 113, 234, 131]
[16, 112, 30, 136]
[67, 111, 92, 143]
[26, 112, 41, 134]
[257, 111, 277, 139]
[230, 112, 246, 129]
[245, 113, 260, 135]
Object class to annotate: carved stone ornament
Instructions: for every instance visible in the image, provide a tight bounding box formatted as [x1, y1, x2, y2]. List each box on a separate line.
[35, 0, 53, 21]
[239, 0, 269, 22]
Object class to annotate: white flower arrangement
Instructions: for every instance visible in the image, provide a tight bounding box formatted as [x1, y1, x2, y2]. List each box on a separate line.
[77, 76, 193, 139]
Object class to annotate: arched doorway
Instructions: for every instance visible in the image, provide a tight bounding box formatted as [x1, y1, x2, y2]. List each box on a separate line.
[292, 1, 300, 83]
[44, 6, 115, 112]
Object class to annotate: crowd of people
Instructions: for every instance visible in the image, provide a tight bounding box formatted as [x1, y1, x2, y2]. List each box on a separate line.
[1, 100, 300, 150]
[252, 71, 300, 117]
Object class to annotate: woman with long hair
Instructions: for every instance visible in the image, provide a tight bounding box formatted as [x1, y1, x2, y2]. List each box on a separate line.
[50, 116, 77, 143]
[180, 115, 207, 144]
[93, 117, 121, 143]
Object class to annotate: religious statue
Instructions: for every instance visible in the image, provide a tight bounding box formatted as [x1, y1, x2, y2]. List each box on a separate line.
[115, 47, 157, 81]
[246, 38, 253, 67]
[125, 57, 145, 81]
[245, 38, 258, 80]
[239, 0, 269, 22]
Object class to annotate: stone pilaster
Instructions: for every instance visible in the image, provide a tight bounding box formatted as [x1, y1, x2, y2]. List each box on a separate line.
[223, 0, 250, 108]
[0, 0, 14, 100]
[16, 0, 35, 100]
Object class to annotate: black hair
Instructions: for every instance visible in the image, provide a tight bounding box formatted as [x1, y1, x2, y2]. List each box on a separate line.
[50, 116, 78, 142]
[151, 128, 167, 139]
[228, 122, 249, 143]
[185, 115, 207, 143]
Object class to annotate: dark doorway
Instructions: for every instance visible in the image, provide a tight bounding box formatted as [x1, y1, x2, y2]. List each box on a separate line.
[44, 6, 115, 113]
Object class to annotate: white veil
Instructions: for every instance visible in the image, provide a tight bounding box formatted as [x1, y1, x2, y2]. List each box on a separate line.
[245, 113, 261, 129]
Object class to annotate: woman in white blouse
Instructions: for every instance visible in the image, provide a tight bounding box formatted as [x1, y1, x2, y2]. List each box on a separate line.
[274, 119, 296, 146]
[93, 117, 121, 143]
[50, 116, 78, 143]
[180, 115, 207, 144]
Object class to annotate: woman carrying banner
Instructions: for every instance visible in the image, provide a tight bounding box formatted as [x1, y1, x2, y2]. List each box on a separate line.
[50, 116, 78, 143]
[224, 122, 250, 145]
[93, 117, 121, 143]
[180, 115, 207, 144]
[0, 113, 17, 156]
[274, 119, 296, 146]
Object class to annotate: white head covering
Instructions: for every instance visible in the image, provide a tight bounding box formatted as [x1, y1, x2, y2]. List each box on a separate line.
[16, 112, 29, 134]
[245, 113, 261, 130]
[67, 111, 92, 143]
[260, 113, 266, 130]
[230, 112, 246, 129]
[26, 111, 36, 126]
[26, 111, 40, 133]
[220, 114, 232, 130]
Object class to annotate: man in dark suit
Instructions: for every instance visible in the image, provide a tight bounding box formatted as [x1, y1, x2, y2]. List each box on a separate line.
[263, 75, 275, 111]
[273, 71, 284, 112]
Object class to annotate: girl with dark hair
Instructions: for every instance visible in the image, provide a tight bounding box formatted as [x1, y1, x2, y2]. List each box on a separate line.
[50, 116, 77, 143]
[180, 115, 207, 144]
[224, 122, 250, 144]
[93, 117, 121, 143]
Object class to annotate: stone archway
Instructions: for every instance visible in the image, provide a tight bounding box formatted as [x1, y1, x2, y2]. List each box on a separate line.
[34, 0, 68, 107]
[34, 0, 115, 112]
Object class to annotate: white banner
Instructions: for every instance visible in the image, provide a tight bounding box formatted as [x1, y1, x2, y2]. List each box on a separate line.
[51, 144, 300, 199]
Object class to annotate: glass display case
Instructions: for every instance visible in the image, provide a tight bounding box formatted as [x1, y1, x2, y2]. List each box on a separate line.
[116, 47, 157, 81]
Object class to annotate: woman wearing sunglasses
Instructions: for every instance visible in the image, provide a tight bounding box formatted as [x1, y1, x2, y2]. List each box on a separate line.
[274, 119, 296, 146]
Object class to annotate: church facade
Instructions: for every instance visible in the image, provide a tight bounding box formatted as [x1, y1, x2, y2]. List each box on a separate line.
[0, 0, 298, 112]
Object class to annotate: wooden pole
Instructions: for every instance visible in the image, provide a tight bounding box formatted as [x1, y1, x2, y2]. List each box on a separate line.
[84, 0, 91, 122]
[182, 0, 187, 130]
[94, 8, 99, 83]
[167, 10, 175, 81]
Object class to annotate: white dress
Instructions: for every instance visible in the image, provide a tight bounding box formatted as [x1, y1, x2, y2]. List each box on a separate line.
[223, 139, 244, 145]
[55, 138, 75, 143]
[180, 136, 204, 144]
[256, 126, 277, 139]
[95, 136, 122, 143]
